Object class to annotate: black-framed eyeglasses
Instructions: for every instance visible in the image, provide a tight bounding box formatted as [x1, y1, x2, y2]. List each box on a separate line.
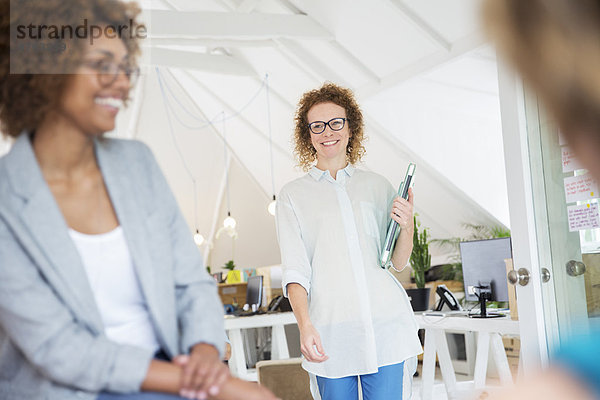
[308, 117, 348, 134]
[82, 58, 140, 88]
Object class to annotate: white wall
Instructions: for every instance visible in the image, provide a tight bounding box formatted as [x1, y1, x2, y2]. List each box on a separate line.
[208, 158, 280, 274]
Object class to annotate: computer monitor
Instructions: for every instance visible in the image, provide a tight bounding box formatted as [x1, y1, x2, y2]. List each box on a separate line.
[460, 237, 512, 317]
[245, 275, 263, 310]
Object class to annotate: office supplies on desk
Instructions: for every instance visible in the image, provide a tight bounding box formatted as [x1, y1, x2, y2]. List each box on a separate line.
[381, 163, 416, 268]
[434, 284, 462, 311]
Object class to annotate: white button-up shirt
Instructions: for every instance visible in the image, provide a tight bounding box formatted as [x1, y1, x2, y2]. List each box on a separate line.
[276, 164, 422, 378]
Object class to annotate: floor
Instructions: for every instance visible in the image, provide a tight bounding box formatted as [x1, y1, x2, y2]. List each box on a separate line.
[410, 359, 518, 400]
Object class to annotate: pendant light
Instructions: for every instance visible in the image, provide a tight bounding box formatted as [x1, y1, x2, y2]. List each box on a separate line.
[265, 74, 277, 216]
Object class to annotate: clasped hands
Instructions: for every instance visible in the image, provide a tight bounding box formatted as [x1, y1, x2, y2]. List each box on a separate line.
[172, 343, 230, 400]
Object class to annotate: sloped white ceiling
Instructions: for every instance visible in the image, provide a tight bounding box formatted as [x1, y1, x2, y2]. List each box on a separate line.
[0, 0, 510, 270]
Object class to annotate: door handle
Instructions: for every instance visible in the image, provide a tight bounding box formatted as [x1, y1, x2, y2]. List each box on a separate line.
[566, 260, 586, 277]
[541, 267, 551, 283]
[507, 268, 530, 286]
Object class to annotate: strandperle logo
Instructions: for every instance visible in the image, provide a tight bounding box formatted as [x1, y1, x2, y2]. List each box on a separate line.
[15, 19, 147, 45]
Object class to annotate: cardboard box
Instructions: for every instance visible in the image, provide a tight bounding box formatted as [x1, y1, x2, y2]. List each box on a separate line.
[502, 337, 521, 358]
[218, 282, 247, 306]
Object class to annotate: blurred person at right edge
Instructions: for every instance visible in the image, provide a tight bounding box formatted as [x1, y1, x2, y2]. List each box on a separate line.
[483, 1, 600, 400]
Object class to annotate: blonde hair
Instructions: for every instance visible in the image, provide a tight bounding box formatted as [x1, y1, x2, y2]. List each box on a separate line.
[293, 83, 366, 171]
[484, 0, 600, 139]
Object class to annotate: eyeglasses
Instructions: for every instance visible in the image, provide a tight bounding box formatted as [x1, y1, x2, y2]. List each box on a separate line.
[82, 58, 140, 88]
[308, 117, 348, 134]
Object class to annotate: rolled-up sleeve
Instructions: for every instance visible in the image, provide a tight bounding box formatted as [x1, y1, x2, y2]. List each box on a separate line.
[275, 189, 312, 297]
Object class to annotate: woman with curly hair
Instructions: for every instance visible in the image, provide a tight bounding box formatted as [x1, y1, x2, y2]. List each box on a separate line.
[275, 83, 422, 400]
[0, 1, 276, 400]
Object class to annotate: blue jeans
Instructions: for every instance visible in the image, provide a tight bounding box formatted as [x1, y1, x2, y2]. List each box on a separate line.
[316, 362, 404, 400]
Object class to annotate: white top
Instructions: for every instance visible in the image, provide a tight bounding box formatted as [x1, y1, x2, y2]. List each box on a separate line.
[276, 165, 422, 378]
[69, 226, 161, 352]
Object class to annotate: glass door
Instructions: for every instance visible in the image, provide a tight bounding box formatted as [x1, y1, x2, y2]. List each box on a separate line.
[497, 61, 595, 373]
[522, 89, 591, 349]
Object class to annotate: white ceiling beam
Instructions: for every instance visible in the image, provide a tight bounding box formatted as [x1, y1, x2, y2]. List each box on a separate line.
[149, 47, 257, 76]
[160, 0, 180, 11]
[276, 38, 351, 87]
[387, 0, 451, 51]
[237, 0, 262, 13]
[146, 10, 333, 40]
[269, 0, 381, 84]
[149, 37, 276, 48]
[358, 33, 486, 99]
[327, 41, 381, 83]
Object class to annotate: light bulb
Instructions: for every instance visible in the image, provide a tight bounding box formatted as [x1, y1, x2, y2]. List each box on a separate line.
[268, 199, 276, 216]
[224, 216, 237, 229]
[193, 231, 204, 246]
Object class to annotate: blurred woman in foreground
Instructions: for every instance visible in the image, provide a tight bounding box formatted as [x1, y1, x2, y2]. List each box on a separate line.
[484, 1, 600, 399]
[0, 1, 275, 399]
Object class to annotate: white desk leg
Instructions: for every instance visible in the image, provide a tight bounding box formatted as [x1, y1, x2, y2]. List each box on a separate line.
[465, 332, 477, 377]
[271, 324, 290, 360]
[473, 332, 490, 389]
[421, 329, 436, 400]
[227, 328, 248, 380]
[434, 330, 457, 396]
[490, 333, 513, 386]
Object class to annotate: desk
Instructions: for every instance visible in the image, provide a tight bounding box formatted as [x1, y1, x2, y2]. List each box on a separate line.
[415, 313, 519, 400]
[224, 312, 297, 381]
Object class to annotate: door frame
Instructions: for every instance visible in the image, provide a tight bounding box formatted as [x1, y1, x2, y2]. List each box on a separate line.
[496, 60, 552, 371]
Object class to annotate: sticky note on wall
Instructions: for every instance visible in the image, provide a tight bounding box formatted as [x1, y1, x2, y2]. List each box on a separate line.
[564, 174, 599, 203]
[562, 147, 584, 173]
[568, 203, 600, 232]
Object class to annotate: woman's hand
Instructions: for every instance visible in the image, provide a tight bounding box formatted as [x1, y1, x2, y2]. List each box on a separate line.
[390, 188, 414, 231]
[174, 343, 230, 399]
[299, 323, 328, 363]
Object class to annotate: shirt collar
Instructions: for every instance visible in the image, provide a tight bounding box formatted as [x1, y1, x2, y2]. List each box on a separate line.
[308, 164, 355, 181]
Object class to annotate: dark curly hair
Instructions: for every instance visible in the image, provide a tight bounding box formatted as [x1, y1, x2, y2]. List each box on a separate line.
[294, 82, 366, 171]
[0, 0, 144, 138]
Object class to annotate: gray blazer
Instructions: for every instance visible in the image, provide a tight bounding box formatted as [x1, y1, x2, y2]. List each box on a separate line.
[0, 134, 225, 400]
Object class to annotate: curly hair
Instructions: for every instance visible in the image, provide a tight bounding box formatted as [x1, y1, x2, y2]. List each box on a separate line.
[0, 0, 144, 138]
[294, 82, 366, 171]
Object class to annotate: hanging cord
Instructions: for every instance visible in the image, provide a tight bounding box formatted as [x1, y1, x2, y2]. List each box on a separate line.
[222, 111, 231, 214]
[157, 67, 198, 231]
[156, 67, 267, 130]
[265, 73, 276, 201]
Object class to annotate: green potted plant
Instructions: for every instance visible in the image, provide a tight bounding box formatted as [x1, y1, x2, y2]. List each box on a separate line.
[224, 260, 236, 271]
[223, 260, 241, 283]
[406, 215, 432, 311]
